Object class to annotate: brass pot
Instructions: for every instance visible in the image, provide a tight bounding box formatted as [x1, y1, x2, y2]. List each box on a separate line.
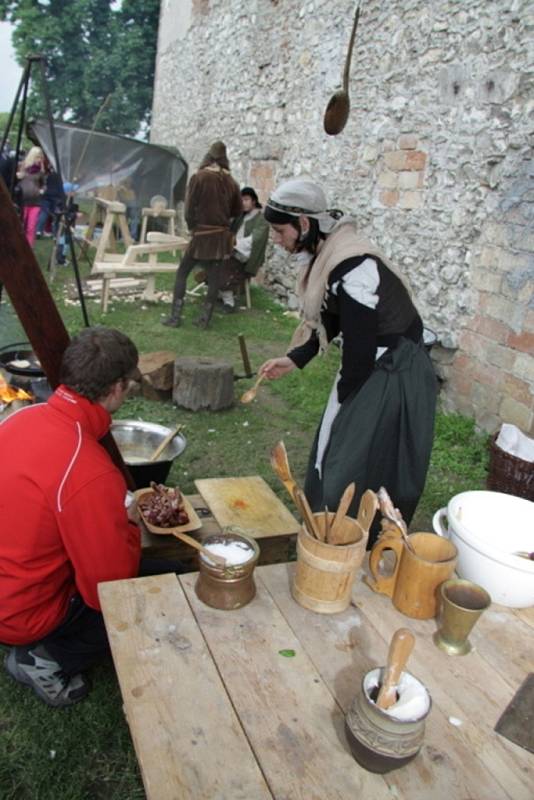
[195, 531, 260, 610]
[345, 668, 431, 773]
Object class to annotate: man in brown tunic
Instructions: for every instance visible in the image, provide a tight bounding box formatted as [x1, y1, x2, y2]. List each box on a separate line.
[163, 141, 242, 329]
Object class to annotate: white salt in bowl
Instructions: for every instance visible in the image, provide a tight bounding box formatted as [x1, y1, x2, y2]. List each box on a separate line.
[433, 491, 534, 607]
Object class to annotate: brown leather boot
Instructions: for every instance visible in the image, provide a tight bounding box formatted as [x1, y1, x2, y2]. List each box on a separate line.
[162, 298, 184, 327]
[194, 302, 215, 329]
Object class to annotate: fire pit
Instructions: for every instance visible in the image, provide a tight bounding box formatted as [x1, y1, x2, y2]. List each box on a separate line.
[0, 373, 34, 420]
[0, 342, 51, 402]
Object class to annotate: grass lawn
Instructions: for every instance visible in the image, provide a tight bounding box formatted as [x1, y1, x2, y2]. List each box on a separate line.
[0, 237, 490, 799]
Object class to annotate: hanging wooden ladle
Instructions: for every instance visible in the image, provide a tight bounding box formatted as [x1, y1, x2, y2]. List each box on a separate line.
[323, 2, 361, 135]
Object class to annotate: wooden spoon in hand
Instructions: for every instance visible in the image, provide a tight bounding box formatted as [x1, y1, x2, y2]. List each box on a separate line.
[375, 628, 416, 710]
[240, 373, 266, 404]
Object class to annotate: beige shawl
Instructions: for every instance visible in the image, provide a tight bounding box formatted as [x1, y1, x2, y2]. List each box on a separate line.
[288, 219, 411, 353]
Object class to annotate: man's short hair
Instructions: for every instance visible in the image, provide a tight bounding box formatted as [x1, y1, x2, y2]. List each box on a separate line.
[59, 326, 138, 402]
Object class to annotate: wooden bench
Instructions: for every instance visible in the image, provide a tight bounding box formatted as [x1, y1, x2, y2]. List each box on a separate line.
[88, 199, 189, 311]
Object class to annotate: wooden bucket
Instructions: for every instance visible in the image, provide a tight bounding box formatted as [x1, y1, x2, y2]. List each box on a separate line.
[292, 513, 368, 614]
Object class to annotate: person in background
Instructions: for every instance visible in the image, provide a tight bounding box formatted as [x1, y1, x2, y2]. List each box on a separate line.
[36, 163, 64, 239]
[163, 140, 242, 329]
[218, 186, 270, 313]
[260, 179, 437, 546]
[1, 328, 146, 707]
[16, 146, 46, 246]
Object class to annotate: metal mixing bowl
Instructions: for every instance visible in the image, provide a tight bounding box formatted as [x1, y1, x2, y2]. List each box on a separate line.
[111, 419, 187, 489]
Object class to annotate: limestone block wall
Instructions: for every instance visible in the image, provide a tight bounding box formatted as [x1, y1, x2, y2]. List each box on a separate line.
[151, 0, 534, 433]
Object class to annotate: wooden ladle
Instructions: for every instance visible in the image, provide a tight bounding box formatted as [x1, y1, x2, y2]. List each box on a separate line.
[375, 628, 416, 710]
[149, 424, 182, 462]
[174, 531, 227, 568]
[240, 373, 266, 404]
[323, 2, 361, 136]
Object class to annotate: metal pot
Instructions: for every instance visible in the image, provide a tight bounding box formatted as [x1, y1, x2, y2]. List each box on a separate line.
[111, 419, 187, 489]
[195, 531, 259, 610]
[345, 668, 431, 773]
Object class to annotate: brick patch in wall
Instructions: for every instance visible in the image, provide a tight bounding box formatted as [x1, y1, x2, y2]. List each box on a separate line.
[504, 374, 533, 407]
[507, 330, 534, 354]
[471, 314, 512, 344]
[398, 134, 418, 150]
[248, 160, 277, 206]
[500, 396, 534, 433]
[472, 382, 501, 415]
[379, 190, 399, 207]
[384, 150, 427, 172]
[512, 352, 534, 384]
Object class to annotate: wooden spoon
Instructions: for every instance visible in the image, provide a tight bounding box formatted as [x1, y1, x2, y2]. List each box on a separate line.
[270, 440, 298, 500]
[377, 486, 415, 553]
[357, 489, 379, 535]
[375, 628, 416, 710]
[173, 531, 227, 567]
[149, 424, 182, 462]
[240, 373, 266, 404]
[295, 488, 323, 541]
[327, 482, 356, 544]
[323, 2, 361, 136]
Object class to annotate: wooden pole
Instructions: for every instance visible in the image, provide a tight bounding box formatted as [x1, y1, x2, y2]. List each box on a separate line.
[0, 177, 135, 490]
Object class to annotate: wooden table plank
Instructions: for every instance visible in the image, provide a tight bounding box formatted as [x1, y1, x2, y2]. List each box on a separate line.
[195, 476, 300, 538]
[99, 574, 273, 800]
[179, 571, 391, 800]
[260, 563, 515, 800]
[351, 572, 533, 800]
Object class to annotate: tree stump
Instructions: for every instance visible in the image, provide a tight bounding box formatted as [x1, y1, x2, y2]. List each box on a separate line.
[139, 351, 175, 401]
[173, 357, 234, 411]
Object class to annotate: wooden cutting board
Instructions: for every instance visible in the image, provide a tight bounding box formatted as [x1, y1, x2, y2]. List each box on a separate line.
[195, 476, 299, 539]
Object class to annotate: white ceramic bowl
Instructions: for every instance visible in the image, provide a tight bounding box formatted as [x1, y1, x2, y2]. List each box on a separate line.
[433, 490, 534, 608]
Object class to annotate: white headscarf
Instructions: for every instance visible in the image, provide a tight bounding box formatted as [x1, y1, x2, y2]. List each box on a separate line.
[266, 179, 341, 234]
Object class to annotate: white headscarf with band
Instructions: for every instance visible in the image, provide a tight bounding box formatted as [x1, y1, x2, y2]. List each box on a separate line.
[266, 179, 341, 234]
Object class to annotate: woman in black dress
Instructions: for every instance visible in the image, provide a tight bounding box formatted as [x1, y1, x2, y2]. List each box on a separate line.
[260, 179, 437, 544]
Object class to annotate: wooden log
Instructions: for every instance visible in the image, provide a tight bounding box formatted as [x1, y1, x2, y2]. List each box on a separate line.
[138, 351, 175, 391]
[0, 178, 135, 489]
[173, 356, 234, 411]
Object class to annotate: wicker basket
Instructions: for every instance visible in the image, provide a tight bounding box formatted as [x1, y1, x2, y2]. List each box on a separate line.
[487, 433, 534, 501]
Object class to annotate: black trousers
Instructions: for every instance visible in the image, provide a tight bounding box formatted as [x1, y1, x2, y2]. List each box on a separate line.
[26, 557, 186, 676]
[172, 251, 223, 305]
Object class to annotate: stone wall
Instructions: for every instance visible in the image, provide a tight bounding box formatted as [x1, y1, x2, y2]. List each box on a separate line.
[151, 0, 534, 433]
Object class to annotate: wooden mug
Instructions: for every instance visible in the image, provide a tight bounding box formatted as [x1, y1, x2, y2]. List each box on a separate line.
[367, 529, 458, 619]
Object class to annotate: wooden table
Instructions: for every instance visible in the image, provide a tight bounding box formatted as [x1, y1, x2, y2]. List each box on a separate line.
[99, 564, 534, 800]
[140, 491, 298, 570]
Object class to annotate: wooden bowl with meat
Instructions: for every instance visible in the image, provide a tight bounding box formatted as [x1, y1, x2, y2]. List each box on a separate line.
[135, 482, 201, 535]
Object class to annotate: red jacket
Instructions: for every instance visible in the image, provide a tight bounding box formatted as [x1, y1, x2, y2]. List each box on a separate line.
[0, 386, 140, 645]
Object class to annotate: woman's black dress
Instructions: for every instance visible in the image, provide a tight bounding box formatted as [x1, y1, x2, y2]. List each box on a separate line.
[287, 254, 438, 547]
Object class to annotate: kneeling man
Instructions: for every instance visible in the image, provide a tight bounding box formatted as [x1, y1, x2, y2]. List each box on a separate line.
[0, 326, 141, 707]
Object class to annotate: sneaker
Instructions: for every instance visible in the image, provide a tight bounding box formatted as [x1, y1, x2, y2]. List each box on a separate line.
[4, 646, 90, 707]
